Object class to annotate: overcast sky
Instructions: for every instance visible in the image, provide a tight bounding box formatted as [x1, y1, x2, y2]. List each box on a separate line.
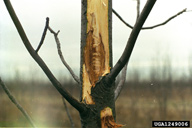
[0, 0, 192, 81]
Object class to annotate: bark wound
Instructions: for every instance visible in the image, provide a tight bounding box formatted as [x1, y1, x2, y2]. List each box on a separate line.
[85, 23, 105, 86]
[101, 107, 123, 128]
[82, 0, 110, 104]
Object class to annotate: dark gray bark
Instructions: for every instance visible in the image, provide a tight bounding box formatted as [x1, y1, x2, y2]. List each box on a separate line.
[80, 0, 115, 127]
[106, 0, 156, 83]
[3, 0, 86, 113]
[80, 77, 115, 128]
[80, 0, 157, 127]
[4, 0, 156, 127]
[80, 0, 88, 101]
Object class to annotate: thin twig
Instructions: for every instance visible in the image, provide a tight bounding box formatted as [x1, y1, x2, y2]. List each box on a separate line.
[62, 98, 75, 128]
[0, 77, 37, 128]
[143, 8, 187, 29]
[35, 17, 49, 53]
[114, 62, 128, 100]
[107, 0, 157, 84]
[114, 0, 140, 100]
[114, 6, 189, 99]
[114, 0, 140, 99]
[114, 0, 141, 95]
[112, 9, 133, 29]
[113, 8, 187, 30]
[3, 0, 86, 113]
[48, 26, 81, 85]
[136, 0, 140, 20]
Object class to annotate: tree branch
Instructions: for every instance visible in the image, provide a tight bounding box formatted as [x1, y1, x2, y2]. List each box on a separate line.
[112, 9, 133, 29]
[62, 98, 75, 128]
[0, 77, 36, 128]
[114, 0, 140, 100]
[3, 0, 86, 113]
[136, 0, 140, 20]
[143, 8, 187, 29]
[113, 8, 187, 30]
[114, 4, 188, 100]
[48, 26, 81, 85]
[35, 17, 49, 53]
[114, 62, 128, 100]
[106, 0, 157, 84]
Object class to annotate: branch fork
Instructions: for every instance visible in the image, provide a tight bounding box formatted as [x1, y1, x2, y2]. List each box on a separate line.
[3, 0, 86, 113]
[3, 0, 189, 126]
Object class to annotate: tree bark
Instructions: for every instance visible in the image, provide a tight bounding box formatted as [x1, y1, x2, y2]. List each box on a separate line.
[80, 0, 119, 127]
[4, 0, 157, 127]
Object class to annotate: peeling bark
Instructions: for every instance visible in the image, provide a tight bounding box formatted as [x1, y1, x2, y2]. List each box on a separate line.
[81, 0, 111, 104]
[80, 76, 116, 128]
[4, 0, 157, 127]
[101, 107, 123, 128]
[80, 0, 116, 127]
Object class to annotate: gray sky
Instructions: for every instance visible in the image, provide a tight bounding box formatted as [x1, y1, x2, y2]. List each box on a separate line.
[0, 0, 192, 81]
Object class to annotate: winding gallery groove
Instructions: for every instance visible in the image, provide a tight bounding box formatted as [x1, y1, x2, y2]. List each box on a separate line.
[82, 0, 110, 104]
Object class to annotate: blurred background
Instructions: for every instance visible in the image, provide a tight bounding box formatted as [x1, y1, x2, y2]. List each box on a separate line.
[0, 0, 192, 127]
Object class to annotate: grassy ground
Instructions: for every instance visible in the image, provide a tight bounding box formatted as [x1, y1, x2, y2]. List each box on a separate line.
[0, 81, 192, 128]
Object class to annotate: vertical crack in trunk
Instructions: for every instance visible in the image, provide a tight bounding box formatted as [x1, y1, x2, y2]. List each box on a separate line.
[82, 0, 110, 104]
[80, 0, 121, 127]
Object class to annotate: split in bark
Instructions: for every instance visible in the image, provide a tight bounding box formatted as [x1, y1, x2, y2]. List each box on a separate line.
[3, 0, 170, 127]
[81, 0, 111, 104]
[80, 0, 122, 127]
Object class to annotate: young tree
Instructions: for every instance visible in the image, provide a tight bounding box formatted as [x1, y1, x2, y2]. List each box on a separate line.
[1, 0, 189, 127]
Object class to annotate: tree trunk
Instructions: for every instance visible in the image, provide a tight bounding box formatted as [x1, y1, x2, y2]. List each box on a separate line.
[3, 0, 157, 127]
[80, 0, 120, 127]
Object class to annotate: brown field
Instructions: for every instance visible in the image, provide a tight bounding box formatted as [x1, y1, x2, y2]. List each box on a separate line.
[0, 80, 192, 128]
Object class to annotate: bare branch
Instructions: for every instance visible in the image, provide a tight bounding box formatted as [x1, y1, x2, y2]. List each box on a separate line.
[48, 26, 81, 85]
[136, 0, 140, 20]
[3, 0, 86, 113]
[35, 17, 49, 53]
[113, 5, 188, 98]
[113, 8, 187, 30]
[0, 77, 36, 128]
[62, 98, 75, 128]
[114, 62, 128, 100]
[106, 0, 157, 84]
[112, 9, 133, 29]
[143, 8, 187, 29]
[114, 0, 141, 100]
[114, 0, 140, 100]
[114, 0, 141, 93]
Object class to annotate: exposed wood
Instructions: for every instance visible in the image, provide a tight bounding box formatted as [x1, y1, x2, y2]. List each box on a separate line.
[101, 107, 123, 128]
[82, 0, 111, 104]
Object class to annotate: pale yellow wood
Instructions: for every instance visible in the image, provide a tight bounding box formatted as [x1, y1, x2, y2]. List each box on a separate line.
[82, 0, 110, 104]
[100, 107, 123, 128]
